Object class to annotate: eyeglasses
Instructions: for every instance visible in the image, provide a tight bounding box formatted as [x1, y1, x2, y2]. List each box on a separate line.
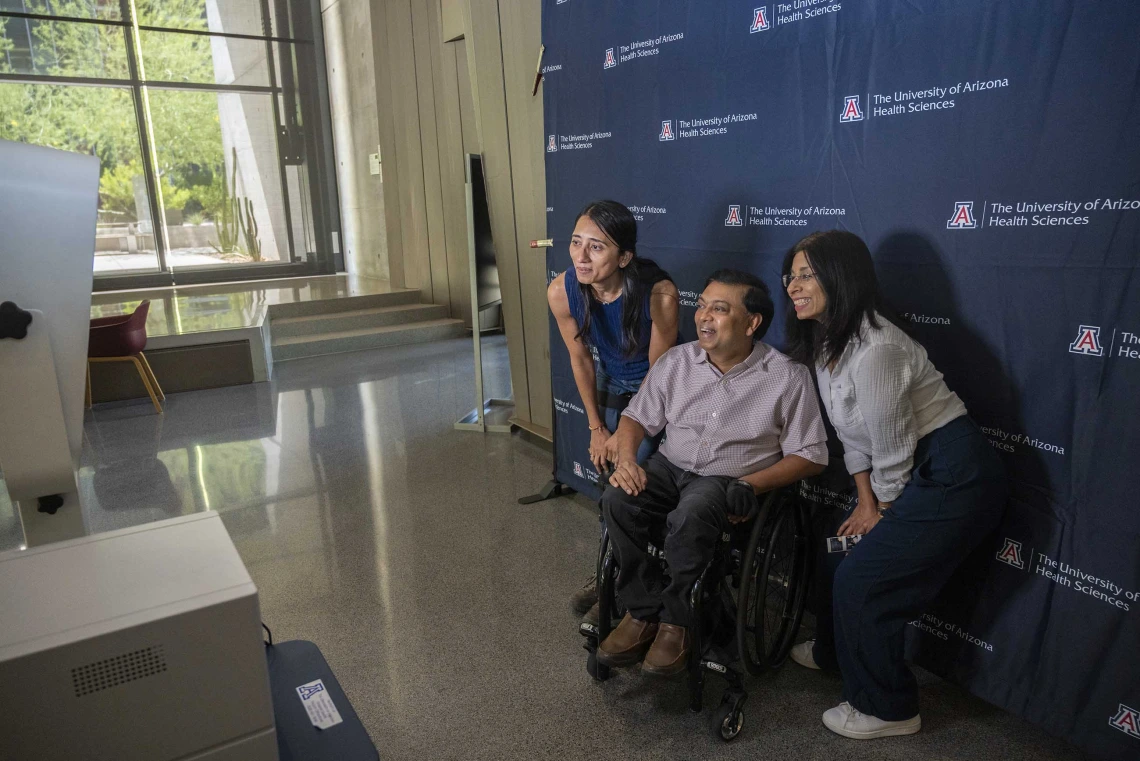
[781, 272, 816, 288]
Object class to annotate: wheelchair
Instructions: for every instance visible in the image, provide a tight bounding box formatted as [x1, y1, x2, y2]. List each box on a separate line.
[579, 485, 812, 742]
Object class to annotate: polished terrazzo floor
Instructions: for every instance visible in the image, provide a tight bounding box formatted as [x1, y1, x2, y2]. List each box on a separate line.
[0, 336, 1093, 761]
[89, 273, 408, 337]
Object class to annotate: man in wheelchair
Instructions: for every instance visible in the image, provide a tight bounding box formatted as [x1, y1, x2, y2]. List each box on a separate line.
[597, 269, 828, 676]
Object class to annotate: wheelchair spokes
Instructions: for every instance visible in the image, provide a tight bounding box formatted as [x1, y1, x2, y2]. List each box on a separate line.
[736, 494, 811, 675]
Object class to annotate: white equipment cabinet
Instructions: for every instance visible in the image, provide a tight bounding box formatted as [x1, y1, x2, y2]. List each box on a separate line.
[0, 512, 278, 761]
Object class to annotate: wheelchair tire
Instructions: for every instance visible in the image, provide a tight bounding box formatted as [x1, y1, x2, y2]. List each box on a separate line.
[709, 696, 745, 741]
[736, 496, 811, 674]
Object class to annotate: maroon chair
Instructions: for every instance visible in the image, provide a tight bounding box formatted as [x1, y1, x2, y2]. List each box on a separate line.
[86, 300, 165, 413]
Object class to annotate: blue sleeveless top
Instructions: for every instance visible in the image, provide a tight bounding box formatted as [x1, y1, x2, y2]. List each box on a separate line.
[564, 267, 654, 384]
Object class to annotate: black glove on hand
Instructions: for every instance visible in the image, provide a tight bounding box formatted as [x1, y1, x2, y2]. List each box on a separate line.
[725, 479, 757, 519]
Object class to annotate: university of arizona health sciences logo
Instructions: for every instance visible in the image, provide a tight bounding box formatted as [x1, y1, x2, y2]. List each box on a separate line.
[946, 201, 978, 229]
[573, 461, 584, 478]
[659, 120, 675, 141]
[725, 205, 743, 226]
[604, 48, 616, 69]
[750, 6, 771, 32]
[1069, 325, 1103, 356]
[995, 538, 1024, 569]
[840, 95, 863, 122]
[546, 135, 557, 153]
[1110, 704, 1140, 739]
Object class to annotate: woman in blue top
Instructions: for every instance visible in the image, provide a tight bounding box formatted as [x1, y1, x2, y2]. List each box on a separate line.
[547, 200, 679, 617]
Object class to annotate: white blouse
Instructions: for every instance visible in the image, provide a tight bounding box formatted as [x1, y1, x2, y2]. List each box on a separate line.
[817, 315, 966, 503]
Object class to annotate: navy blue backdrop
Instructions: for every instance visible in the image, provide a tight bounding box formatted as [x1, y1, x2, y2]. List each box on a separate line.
[541, 2, 1140, 758]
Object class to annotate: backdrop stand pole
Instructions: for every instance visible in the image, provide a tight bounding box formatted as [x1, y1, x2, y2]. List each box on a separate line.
[456, 153, 514, 434]
[518, 236, 575, 505]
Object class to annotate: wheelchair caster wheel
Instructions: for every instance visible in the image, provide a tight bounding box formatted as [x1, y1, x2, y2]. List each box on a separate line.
[587, 652, 610, 682]
[710, 696, 745, 741]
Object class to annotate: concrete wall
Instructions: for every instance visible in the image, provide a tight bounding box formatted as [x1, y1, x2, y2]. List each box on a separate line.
[322, 0, 552, 434]
[322, 0, 389, 279]
[369, 0, 476, 325]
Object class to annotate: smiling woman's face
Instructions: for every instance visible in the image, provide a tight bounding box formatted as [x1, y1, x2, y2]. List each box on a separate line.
[568, 215, 628, 285]
[787, 250, 827, 321]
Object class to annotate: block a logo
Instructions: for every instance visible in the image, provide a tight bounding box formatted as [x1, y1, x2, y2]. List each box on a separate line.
[546, 135, 557, 153]
[1069, 325, 1104, 356]
[1110, 704, 1140, 739]
[750, 6, 771, 33]
[297, 682, 325, 700]
[946, 201, 978, 229]
[995, 538, 1024, 569]
[725, 205, 743, 227]
[573, 461, 584, 478]
[659, 120, 675, 141]
[840, 95, 863, 123]
[604, 48, 617, 69]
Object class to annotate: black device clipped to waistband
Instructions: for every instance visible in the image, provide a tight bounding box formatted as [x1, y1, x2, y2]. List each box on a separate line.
[597, 387, 634, 412]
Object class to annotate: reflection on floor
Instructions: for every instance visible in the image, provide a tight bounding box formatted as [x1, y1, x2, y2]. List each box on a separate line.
[94, 250, 223, 272]
[0, 337, 1093, 761]
[90, 273, 408, 337]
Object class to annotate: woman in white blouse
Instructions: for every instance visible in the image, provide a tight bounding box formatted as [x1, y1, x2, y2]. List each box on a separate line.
[780, 230, 1007, 740]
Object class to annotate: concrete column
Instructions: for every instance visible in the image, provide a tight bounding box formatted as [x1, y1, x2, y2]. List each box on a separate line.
[321, 0, 389, 279]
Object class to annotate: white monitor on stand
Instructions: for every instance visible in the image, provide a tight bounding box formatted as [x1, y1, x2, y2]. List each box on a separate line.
[0, 139, 100, 546]
[0, 141, 279, 761]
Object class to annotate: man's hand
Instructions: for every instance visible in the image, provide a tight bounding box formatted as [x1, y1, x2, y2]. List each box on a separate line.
[604, 414, 646, 471]
[838, 497, 882, 536]
[601, 431, 623, 466]
[609, 460, 647, 496]
[725, 479, 757, 525]
[588, 427, 611, 472]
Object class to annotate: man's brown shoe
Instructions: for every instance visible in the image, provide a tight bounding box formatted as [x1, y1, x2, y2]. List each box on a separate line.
[642, 623, 691, 676]
[597, 613, 658, 667]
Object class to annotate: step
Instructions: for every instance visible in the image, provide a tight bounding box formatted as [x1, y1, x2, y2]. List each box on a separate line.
[266, 289, 422, 319]
[271, 318, 466, 361]
[271, 303, 451, 338]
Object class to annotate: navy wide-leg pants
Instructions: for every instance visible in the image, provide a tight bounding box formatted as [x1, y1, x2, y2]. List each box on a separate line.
[832, 416, 1007, 720]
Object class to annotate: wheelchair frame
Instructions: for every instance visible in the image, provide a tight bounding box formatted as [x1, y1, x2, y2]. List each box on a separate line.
[579, 485, 812, 741]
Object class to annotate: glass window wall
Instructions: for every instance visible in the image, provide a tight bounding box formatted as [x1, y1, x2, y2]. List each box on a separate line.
[0, 0, 338, 286]
[0, 82, 160, 269]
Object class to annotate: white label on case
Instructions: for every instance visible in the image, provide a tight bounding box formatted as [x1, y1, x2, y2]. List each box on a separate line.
[296, 679, 344, 730]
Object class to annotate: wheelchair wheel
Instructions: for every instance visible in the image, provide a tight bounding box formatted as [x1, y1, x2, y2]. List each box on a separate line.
[736, 496, 810, 674]
[586, 651, 610, 681]
[709, 693, 745, 742]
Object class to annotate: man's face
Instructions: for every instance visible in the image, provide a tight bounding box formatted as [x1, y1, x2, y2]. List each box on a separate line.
[695, 280, 761, 355]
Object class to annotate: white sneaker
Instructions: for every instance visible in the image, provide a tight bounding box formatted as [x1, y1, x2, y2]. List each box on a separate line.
[822, 702, 921, 739]
[790, 640, 821, 670]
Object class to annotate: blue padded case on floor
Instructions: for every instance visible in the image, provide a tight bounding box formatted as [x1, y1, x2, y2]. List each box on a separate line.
[265, 639, 379, 760]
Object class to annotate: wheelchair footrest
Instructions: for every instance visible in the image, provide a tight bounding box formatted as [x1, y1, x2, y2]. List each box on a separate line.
[701, 659, 729, 674]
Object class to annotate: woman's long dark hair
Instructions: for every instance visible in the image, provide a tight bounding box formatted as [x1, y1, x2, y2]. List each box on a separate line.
[780, 230, 906, 368]
[574, 200, 671, 356]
